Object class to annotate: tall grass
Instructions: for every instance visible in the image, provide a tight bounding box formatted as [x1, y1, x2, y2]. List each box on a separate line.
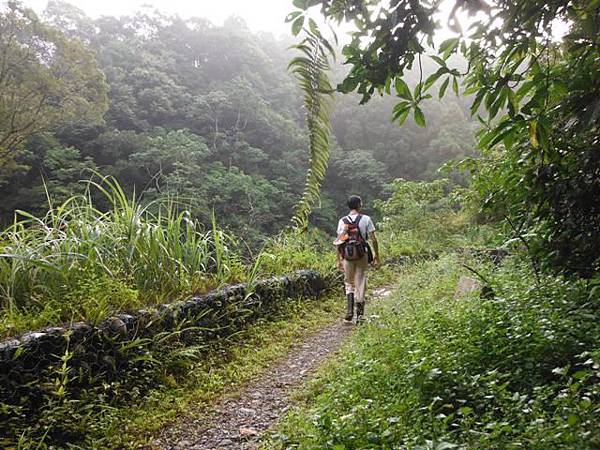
[0, 175, 243, 335]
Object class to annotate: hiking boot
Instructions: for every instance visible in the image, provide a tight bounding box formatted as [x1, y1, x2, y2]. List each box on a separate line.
[356, 302, 365, 323]
[344, 293, 354, 322]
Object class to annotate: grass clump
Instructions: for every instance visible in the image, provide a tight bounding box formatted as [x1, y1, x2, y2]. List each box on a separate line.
[0, 175, 245, 336]
[265, 254, 600, 449]
[258, 228, 336, 277]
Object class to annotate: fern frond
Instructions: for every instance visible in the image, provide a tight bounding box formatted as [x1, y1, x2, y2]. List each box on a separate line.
[289, 30, 335, 230]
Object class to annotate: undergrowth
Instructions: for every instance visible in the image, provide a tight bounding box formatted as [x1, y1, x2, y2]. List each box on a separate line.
[54, 291, 342, 449]
[264, 254, 600, 449]
[375, 179, 499, 256]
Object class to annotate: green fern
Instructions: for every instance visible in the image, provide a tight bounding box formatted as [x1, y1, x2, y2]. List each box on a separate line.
[289, 28, 335, 230]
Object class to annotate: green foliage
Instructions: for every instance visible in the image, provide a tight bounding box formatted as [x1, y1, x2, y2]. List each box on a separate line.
[1, 270, 341, 449]
[0, 175, 244, 336]
[0, 1, 108, 177]
[302, 0, 600, 277]
[288, 17, 335, 229]
[375, 179, 495, 255]
[266, 255, 600, 449]
[258, 229, 336, 277]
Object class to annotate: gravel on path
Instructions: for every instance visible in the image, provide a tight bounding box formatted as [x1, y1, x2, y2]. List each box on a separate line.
[150, 287, 392, 450]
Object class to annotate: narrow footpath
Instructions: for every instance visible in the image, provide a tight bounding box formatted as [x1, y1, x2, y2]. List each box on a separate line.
[151, 287, 392, 450]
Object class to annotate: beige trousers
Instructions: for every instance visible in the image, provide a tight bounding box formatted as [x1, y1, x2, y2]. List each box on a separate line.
[343, 255, 369, 304]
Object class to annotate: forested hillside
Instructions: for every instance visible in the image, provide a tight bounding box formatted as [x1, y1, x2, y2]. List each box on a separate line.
[0, 1, 475, 240]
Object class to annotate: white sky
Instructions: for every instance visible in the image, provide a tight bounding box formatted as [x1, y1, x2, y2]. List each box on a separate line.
[20, 0, 471, 44]
[20, 0, 569, 42]
[24, 0, 297, 37]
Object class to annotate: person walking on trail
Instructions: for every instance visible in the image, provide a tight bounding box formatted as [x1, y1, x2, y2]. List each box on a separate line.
[334, 195, 381, 323]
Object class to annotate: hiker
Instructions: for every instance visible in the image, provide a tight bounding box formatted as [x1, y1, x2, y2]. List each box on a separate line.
[334, 195, 380, 323]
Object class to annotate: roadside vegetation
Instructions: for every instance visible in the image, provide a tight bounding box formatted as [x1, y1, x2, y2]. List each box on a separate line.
[0, 174, 338, 337]
[0, 175, 235, 336]
[0, 174, 474, 338]
[44, 291, 343, 449]
[265, 254, 600, 449]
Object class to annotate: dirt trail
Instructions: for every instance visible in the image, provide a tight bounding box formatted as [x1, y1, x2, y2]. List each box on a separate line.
[151, 287, 392, 450]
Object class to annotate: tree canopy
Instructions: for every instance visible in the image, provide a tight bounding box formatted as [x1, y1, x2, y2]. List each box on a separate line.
[290, 0, 599, 276]
[0, 1, 108, 184]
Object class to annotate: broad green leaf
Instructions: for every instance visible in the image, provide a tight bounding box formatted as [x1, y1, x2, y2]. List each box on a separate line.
[384, 75, 392, 95]
[478, 129, 498, 148]
[292, 0, 309, 9]
[489, 87, 508, 119]
[392, 100, 411, 117]
[393, 106, 411, 126]
[529, 121, 538, 148]
[394, 78, 412, 100]
[285, 11, 302, 23]
[424, 68, 445, 91]
[414, 82, 422, 100]
[430, 55, 447, 67]
[439, 38, 460, 59]
[292, 16, 305, 36]
[414, 107, 426, 127]
[438, 77, 450, 98]
[463, 85, 480, 96]
[489, 126, 516, 148]
[470, 90, 485, 115]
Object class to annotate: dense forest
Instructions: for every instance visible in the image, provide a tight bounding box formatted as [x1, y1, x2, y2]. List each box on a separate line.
[0, 0, 475, 241]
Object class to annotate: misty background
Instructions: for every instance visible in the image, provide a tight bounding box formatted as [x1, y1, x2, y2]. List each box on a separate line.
[1, 0, 477, 242]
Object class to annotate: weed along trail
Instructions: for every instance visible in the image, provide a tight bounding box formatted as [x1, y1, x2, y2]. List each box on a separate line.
[150, 287, 393, 450]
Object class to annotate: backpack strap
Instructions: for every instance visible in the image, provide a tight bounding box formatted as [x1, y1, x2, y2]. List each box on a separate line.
[343, 214, 362, 225]
[354, 214, 365, 240]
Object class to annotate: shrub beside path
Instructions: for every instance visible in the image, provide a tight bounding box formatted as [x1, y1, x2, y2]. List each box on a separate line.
[149, 287, 393, 450]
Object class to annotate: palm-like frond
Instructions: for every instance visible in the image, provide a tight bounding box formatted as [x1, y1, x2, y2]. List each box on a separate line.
[289, 30, 335, 230]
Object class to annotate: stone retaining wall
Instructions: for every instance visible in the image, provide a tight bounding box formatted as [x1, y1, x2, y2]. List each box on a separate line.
[0, 270, 332, 407]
